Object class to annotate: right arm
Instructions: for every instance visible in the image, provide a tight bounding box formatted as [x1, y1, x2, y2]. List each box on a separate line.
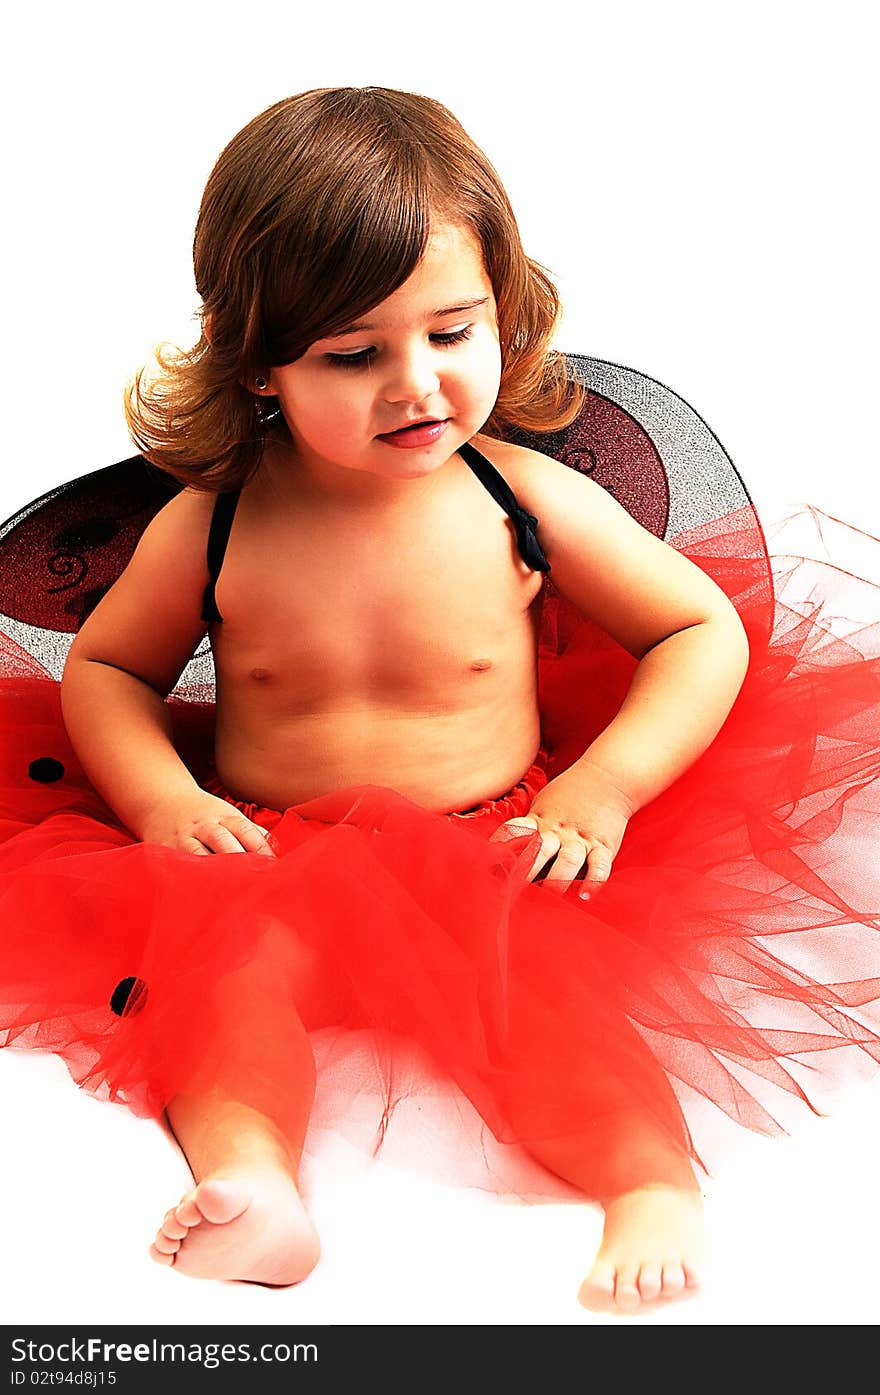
[60, 488, 274, 857]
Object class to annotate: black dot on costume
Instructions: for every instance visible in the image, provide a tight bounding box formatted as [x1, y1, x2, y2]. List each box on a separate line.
[28, 757, 65, 783]
[110, 976, 149, 1018]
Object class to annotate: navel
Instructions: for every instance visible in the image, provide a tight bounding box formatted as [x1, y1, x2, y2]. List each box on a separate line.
[250, 666, 272, 681]
[469, 659, 493, 672]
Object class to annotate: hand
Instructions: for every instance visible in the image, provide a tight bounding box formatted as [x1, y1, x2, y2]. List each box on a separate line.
[138, 789, 278, 858]
[488, 763, 633, 896]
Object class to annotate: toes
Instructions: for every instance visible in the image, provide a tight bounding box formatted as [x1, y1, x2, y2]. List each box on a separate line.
[149, 1242, 175, 1267]
[614, 1267, 642, 1313]
[174, 1197, 203, 1227]
[584, 1259, 694, 1309]
[152, 1232, 181, 1256]
[161, 1209, 189, 1241]
[682, 1261, 703, 1290]
[637, 1263, 663, 1302]
[661, 1261, 687, 1297]
[174, 1179, 252, 1229]
[190, 1179, 252, 1226]
[577, 1262, 616, 1312]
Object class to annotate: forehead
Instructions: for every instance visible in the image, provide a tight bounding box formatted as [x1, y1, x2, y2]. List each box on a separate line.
[315, 222, 494, 343]
[378, 222, 491, 308]
[422, 221, 486, 272]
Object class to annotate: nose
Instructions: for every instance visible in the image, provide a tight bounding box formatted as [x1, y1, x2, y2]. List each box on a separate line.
[382, 344, 442, 405]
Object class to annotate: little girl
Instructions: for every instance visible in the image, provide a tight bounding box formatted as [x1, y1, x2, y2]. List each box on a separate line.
[1, 86, 879, 1315]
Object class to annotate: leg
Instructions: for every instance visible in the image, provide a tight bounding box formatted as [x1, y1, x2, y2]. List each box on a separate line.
[486, 959, 705, 1314]
[510, 1089, 705, 1315]
[149, 919, 322, 1285]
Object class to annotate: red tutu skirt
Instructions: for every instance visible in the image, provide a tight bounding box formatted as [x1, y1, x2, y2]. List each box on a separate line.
[1, 500, 879, 1198]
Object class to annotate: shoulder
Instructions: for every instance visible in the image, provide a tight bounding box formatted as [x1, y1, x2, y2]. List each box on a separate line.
[469, 432, 528, 477]
[141, 485, 217, 553]
[168, 483, 220, 521]
[475, 436, 741, 657]
[122, 484, 218, 602]
[471, 433, 588, 494]
[470, 434, 612, 532]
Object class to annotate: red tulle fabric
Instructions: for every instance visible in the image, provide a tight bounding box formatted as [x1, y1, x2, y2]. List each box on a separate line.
[1, 500, 879, 1197]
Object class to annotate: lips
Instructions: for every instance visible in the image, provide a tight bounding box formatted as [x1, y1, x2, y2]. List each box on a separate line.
[377, 418, 449, 448]
[385, 418, 441, 433]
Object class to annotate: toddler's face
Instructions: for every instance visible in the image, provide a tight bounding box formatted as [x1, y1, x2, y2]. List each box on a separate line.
[263, 221, 502, 488]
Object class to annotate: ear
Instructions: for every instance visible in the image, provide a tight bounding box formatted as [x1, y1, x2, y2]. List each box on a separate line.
[202, 313, 268, 396]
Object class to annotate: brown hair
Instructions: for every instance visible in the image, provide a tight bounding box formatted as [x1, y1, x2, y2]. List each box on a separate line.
[123, 86, 587, 493]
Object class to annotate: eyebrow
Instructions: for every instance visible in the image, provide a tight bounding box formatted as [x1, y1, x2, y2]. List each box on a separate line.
[324, 296, 490, 339]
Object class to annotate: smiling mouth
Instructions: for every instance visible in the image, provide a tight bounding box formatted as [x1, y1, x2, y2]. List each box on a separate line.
[385, 419, 444, 433]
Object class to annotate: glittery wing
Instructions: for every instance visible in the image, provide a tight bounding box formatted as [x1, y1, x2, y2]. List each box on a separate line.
[0, 453, 216, 693]
[509, 353, 766, 548]
[0, 454, 216, 776]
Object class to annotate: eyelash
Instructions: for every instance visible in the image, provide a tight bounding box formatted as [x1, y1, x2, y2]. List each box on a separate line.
[324, 326, 473, 370]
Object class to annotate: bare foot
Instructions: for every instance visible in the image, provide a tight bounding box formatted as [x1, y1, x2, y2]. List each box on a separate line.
[149, 1165, 320, 1286]
[578, 1185, 704, 1314]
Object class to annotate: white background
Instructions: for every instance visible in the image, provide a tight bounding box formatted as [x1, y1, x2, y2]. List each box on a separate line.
[1, 0, 878, 1331]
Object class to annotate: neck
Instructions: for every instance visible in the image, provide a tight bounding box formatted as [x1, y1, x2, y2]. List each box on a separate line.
[257, 430, 465, 515]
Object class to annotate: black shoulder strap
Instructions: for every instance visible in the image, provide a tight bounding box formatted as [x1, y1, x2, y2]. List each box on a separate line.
[200, 489, 241, 624]
[457, 441, 551, 573]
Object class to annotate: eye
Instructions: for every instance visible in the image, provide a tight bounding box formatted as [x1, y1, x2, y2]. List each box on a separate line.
[324, 325, 473, 370]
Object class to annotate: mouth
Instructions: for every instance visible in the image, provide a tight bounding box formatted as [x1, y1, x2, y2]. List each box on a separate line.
[379, 417, 445, 435]
[375, 418, 451, 447]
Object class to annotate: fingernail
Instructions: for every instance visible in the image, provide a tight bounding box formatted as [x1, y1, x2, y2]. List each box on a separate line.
[579, 888, 591, 900]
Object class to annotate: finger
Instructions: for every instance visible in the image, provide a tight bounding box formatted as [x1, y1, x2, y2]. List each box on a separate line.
[181, 837, 212, 857]
[487, 818, 556, 882]
[196, 823, 252, 855]
[231, 819, 277, 858]
[583, 844, 614, 890]
[525, 831, 562, 883]
[539, 840, 588, 895]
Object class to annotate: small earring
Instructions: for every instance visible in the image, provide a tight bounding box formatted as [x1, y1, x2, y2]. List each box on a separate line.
[255, 376, 268, 390]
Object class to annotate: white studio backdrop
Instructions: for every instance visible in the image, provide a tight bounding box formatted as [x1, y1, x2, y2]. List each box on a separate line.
[1, 0, 878, 1329]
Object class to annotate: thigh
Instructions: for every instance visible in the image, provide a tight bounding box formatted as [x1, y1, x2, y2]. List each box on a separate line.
[244, 912, 356, 1033]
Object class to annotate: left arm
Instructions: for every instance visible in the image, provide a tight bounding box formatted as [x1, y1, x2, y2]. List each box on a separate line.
[568, 613, 750, 814]
[494, 447, 750, 889]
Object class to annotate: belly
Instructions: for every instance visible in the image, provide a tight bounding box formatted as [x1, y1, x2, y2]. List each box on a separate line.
[212, 652, 542, 815]
[213, 691, 541, 815]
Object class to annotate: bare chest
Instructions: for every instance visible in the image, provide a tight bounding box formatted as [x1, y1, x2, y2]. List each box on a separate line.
[210, 469, 545, 712]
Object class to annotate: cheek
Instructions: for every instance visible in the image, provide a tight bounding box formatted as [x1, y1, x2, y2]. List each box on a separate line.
[282, 372, 361, 423]
[472, 338, 502, 397]
[476, 325, 502, 371]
